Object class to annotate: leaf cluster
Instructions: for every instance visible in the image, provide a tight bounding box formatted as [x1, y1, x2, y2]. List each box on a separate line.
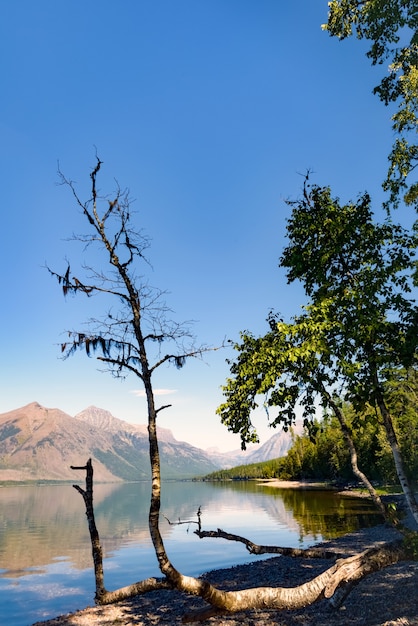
[218, 180, 418, 448]
[324, 1, 418, 208]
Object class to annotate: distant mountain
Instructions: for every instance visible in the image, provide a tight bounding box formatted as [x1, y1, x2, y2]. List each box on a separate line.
[0, 403, 119, 482]
[208, 427, 301, 469]
[0, 403, 298, 483]
[0, 403, 219, 482]
[74, 406, 174, 442]
[245, 427, 302, 464]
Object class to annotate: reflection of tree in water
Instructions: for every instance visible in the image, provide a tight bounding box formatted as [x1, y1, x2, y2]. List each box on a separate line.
[277, 489, 383, 541]
[198, 481, 383, 542]
[0, 483, 178, 575]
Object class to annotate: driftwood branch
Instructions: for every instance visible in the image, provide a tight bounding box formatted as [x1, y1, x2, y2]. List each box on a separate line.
[164, 507, 202, 532]
[181, 540, 406, 622]
[195, 527, 342, 558]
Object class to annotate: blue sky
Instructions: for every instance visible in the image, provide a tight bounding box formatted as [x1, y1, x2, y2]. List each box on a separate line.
[1, 1, 397, 452]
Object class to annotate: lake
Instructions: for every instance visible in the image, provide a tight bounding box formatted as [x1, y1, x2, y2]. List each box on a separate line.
[0, 481, 382, 626]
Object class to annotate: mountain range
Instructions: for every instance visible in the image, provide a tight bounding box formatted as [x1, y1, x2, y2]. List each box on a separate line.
[0, 402, 297, 482]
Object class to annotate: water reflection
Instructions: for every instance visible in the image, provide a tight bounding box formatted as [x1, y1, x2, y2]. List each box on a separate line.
[276, 487, 382, 540]
[0, 481, 382, 579]
[0, 481, 384, 626]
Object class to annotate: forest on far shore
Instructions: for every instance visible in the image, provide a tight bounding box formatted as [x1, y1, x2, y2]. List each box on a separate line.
[204, 370, 418, 484]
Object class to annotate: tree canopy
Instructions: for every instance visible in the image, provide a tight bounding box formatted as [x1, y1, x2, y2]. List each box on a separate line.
[324, 0, 418, 209]
[218, 178, 418, 522]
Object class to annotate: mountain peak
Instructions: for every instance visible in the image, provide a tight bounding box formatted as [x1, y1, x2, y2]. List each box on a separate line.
[0, 403, 220, 481]
[75, 406, 119, 429]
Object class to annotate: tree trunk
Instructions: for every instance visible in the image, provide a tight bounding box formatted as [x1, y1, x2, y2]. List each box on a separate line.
[181, 540, 406, 622]
[145, 374, 187, 588]
[71, 459, 107, 602]
[374, 378, 418, 526]
[325, 394, 390, 522]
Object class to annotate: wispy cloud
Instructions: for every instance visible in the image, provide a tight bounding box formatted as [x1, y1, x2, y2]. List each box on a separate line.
[130, 389, 177, 397]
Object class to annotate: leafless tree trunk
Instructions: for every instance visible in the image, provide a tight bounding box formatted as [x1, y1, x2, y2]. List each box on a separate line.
[71, 459, 172, 604]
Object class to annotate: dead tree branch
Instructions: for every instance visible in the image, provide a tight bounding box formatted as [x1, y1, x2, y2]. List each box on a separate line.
[71, 460, 172, 604]
[163, 507, 202, 532]
[195, 527, 342, 559]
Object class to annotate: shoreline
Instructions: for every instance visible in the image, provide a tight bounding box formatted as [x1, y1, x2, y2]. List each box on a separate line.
[32, 506, 418, 626]
[256, 478, 337, 489]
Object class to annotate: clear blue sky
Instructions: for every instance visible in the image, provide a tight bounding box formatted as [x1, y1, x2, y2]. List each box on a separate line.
[1, 1, 396, 451]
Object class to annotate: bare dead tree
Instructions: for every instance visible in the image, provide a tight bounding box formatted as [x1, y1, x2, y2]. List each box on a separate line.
[48, 157, 223, 602]
[70, 459, 172, 604]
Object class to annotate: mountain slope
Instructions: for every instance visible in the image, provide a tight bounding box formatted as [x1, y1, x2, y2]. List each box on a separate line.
[207, 427, 300, 469]
[0, 403, 219, 481]
[0, 403, 297, 483]
[74, 406, 219, 479]
[245, 427, 302, 464]
[0, 403, 121, 481]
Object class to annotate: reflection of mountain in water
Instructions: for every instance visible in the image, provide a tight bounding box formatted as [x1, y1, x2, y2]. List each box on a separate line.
[0, 483, 170, 575]
[0, 482, 383, 578]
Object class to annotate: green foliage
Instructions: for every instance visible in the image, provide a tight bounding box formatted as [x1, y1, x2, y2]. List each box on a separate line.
[323, 1, 418, 209]
[280, 387, 418, 484]
[204, 458, 282, 481]
[218, 181, 418, 450]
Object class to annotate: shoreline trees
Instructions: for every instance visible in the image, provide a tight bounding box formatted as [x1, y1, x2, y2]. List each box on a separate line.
[218, 178, 418, 525]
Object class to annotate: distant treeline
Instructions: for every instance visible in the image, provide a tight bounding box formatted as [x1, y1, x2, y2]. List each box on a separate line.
[205, 398, 418, 484]
[205, 458, 283, 481]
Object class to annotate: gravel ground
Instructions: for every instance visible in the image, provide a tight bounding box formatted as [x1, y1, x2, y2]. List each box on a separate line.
[32, 505, 418, 626]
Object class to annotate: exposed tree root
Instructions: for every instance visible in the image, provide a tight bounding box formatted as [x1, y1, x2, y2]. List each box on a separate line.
[96, 577, 173, 605]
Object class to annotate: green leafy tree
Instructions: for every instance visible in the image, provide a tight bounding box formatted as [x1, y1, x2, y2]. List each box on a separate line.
[218, 179, 418, 523]
[323, 0, 418, 209]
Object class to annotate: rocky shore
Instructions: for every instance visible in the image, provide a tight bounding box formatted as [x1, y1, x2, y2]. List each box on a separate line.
[32, 506, 418, 626]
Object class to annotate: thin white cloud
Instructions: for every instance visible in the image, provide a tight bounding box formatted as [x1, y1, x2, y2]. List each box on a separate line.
[130, 389, 177, 397]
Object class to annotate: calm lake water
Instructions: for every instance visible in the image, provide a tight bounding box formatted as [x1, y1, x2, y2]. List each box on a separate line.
[0, 481, 382, 626]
